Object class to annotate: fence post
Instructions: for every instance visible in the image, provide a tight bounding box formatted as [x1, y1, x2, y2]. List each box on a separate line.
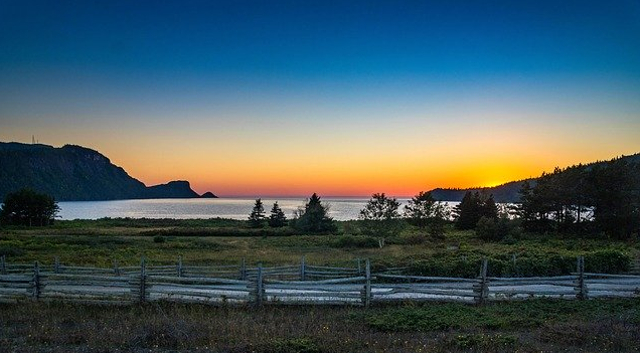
[0, 255, 6, 275]
[240, 258, 247, 280]
[474, 258, 489, 304]
[575, 256, 588, 300]
[357, 258, 362, 275]
[139, 257, 147, 303]
[177, 256, 183, 277]
[113, 259, 120, 276]
[362, 259, 371, 308]
[32, 261, 41, 300]
[300, 256, 306, 281]
[54, 256, 60, 274]
[512, 254, 517, 277]
[255, 263, 264, 307]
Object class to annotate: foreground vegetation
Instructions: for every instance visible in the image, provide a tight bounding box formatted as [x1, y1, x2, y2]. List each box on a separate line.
[1, 218, 637, 277]
[1, 213, 639, 352]
[1, 298, 638, 352]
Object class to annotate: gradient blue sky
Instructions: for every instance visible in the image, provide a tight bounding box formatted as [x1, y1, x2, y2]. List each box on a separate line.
[1, 0, 639, 196]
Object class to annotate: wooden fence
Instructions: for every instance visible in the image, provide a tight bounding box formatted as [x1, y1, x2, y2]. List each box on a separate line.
[0, 255, 638, 306]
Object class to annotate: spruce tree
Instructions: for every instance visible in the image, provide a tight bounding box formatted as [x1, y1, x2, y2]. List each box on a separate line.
[482, 194, 498, 219]
[291, 193, 337, 233]
[268, 202, 288, 227]
[248, 198, 265, 228]
[454, 192, 480, 230]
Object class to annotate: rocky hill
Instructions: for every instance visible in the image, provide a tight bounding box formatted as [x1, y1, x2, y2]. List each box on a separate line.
[0, 142, 216, 201]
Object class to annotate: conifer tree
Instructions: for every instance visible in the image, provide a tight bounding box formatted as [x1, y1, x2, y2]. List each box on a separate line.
[482, 194, 498, 220]
[268, 201, 288, 228]
[291, 193, 337, 233]
[248, 198, 265, 228]
[454, 192, 497, 230]
[454, 192, 481, 230]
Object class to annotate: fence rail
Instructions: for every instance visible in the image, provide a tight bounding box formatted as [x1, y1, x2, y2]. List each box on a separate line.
[0, 255, 638, 306]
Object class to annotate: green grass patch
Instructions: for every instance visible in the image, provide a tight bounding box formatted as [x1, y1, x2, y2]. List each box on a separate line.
[358, 298, 640, 332]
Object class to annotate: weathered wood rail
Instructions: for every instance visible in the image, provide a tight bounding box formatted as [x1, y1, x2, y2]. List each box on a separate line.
[0, 255, 638, 306]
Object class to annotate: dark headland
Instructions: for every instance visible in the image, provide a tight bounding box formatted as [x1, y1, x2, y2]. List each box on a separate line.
[430, 153, 640, 203]
[0, 142, 217, 201]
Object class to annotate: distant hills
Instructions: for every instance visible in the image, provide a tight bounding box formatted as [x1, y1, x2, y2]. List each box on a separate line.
[2, 141, 638, 203]
[429, 153, 640, 203]
[430, 179, 535, 203]
[0, 142, 217, 201]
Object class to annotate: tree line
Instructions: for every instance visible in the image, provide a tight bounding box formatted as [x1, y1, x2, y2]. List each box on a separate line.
[4, 155, 638, 242]
[247, 191, 455, 238]
[248, 157, 639, 241]
[517, 157, 640, 239]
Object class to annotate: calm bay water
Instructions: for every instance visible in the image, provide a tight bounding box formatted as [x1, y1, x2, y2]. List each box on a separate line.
[58, 198, 457, 221]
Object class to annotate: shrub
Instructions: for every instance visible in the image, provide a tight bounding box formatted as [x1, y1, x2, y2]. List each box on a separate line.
[408, 257, 481, 278]
[0, 245, 26, 257]
[476, 217, 521, 242]
[401, 249, 632, 278]
[585, 249, 631, 273]
[402, 233, 427, 245]
[138, 227, 297, 237]
[153, 235, 166, 243]
[331, 235, 379, 249]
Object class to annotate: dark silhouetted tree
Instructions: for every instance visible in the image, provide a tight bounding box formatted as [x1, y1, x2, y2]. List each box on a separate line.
[516, 157, 640, 238]
[291, 193, 337, 233]
[587, 160, 640, 239]
[482, 194, 498, 220]
[0, 188, 59, 226]
[454, 192, 498, 230]
[404, 191, 436, 229]
[404, 191, 450, 238]
[428, 201, 451, 239]
[359, 193, 404, 238]
[248, 198, 265, 228]
[454, 192, 482, 230]
[268, 201, 287, 228]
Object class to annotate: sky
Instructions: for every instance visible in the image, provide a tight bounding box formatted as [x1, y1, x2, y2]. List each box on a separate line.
[1, 0, 640, 197]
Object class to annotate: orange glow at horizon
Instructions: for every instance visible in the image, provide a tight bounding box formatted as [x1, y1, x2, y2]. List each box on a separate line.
[110, 146, 595, 198]
[2, 0, 640, 201]
[3, 103, 639, 198]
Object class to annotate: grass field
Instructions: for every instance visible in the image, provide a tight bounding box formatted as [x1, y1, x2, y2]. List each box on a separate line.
[1, 299, 638, 352]
[1, 218, 638, 276]
[1, 218, 640, 352]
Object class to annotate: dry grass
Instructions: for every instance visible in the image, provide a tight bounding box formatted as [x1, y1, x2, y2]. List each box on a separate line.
[1, 299, 639, 353]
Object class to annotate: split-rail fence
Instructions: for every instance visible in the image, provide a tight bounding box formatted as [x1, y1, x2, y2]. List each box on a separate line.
[0, 255, 638, 307]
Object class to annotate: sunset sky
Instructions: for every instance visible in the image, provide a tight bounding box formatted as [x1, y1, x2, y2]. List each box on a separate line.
[1, 1, 639, 197]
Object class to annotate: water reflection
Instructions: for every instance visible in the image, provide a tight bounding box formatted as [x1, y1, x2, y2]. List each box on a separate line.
[58, 198, 462, 221]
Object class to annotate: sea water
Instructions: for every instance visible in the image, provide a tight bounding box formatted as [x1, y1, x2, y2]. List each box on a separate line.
[57, 198, 460, 221]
